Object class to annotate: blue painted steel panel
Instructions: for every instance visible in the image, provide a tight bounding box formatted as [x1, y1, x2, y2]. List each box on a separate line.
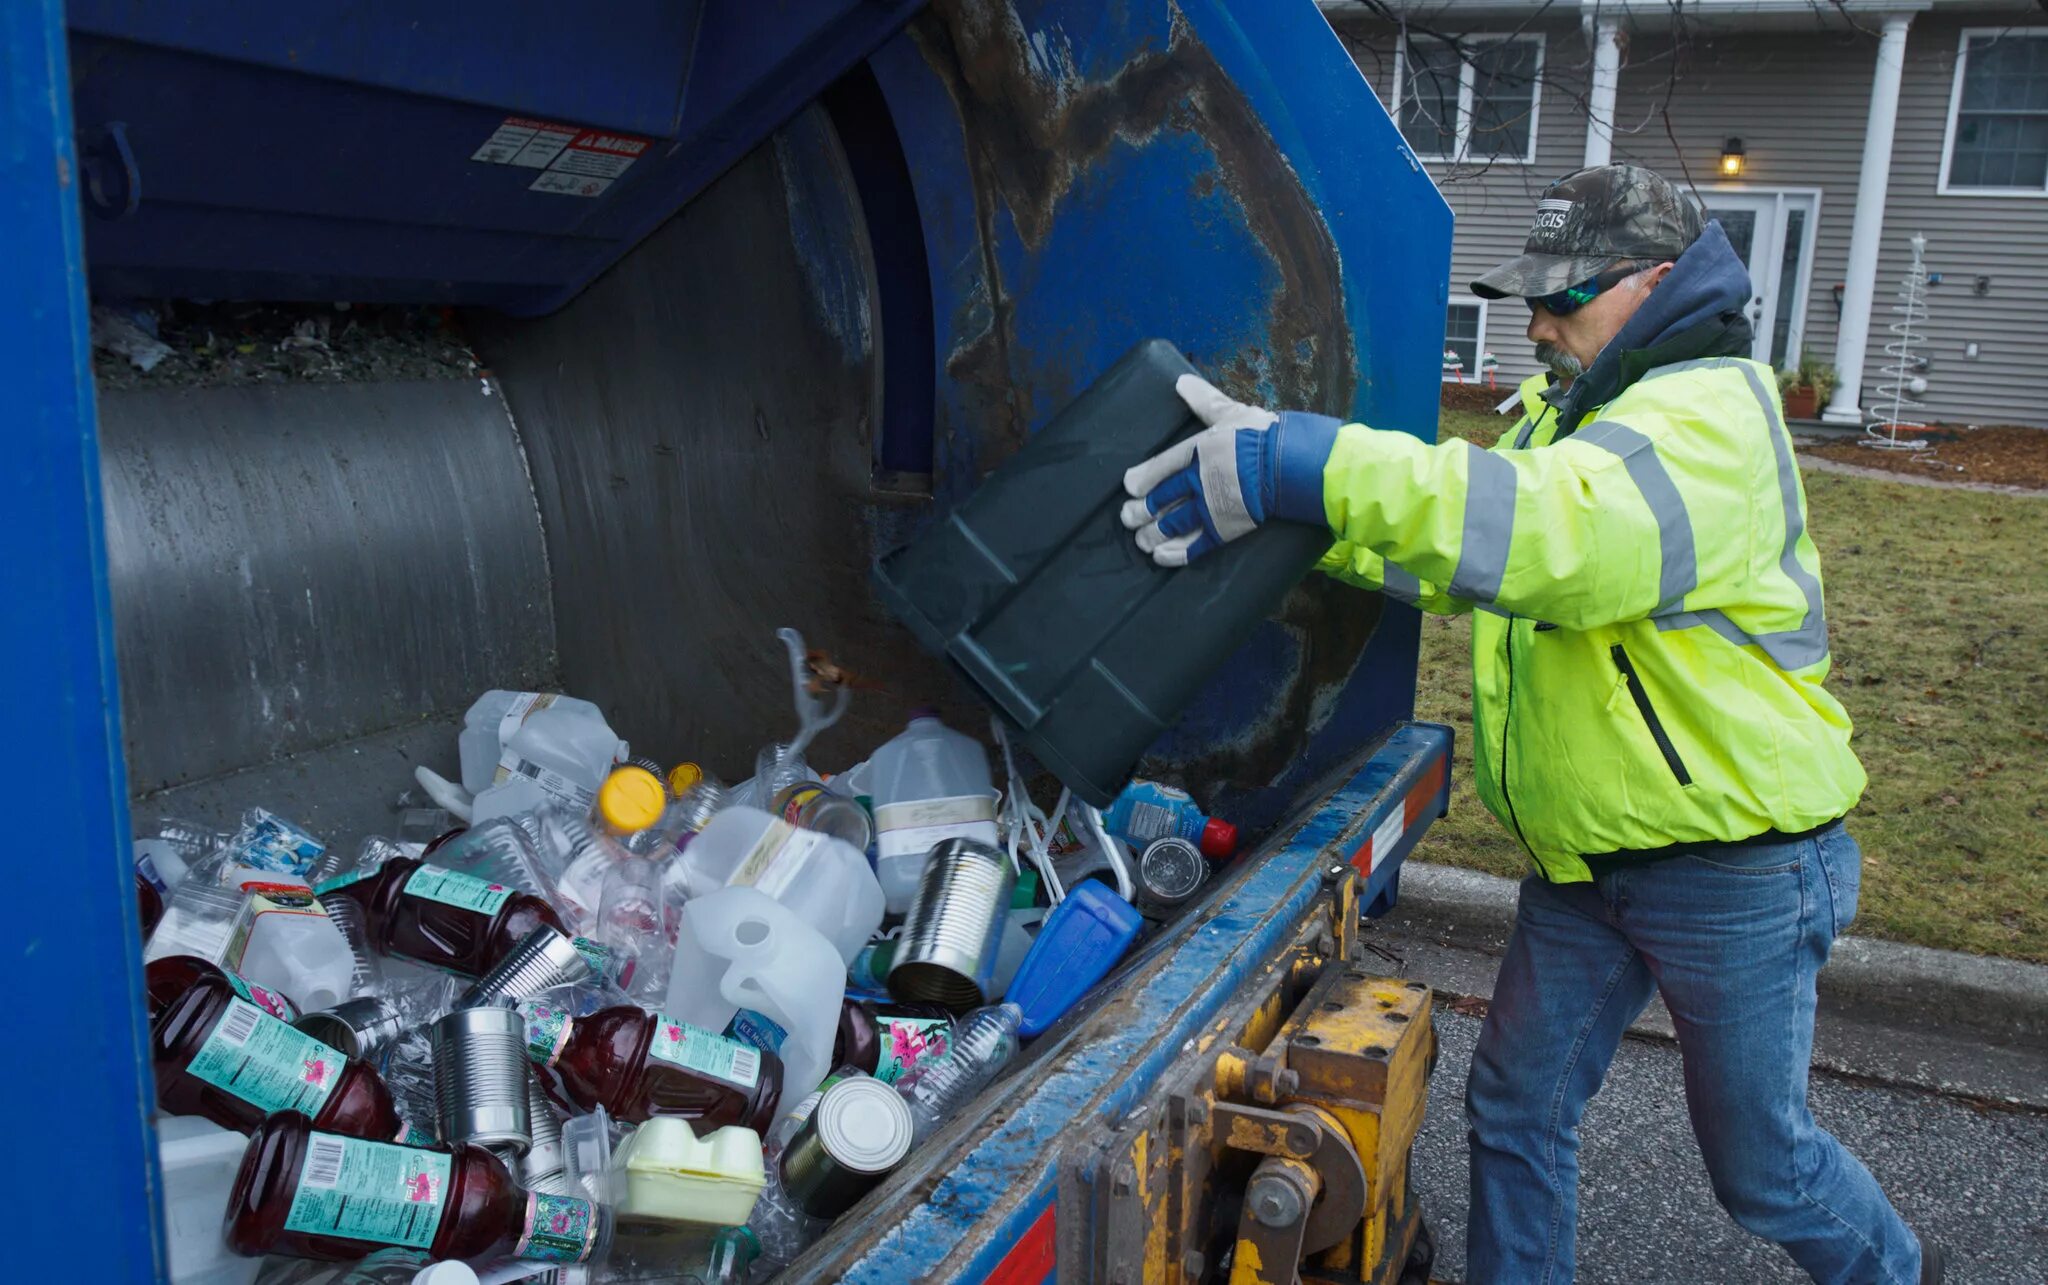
[0, 0, 159, 1278]
[816, 722, 1454, 1282]
[67, 0, 924, 312]
[865, 0, 1450, 834]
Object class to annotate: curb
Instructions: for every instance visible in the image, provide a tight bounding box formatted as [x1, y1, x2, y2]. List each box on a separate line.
[1384, 861, 2048, 1045]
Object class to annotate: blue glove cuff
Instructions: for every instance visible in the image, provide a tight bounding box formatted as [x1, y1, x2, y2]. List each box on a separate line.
[1265, 412, 1343, 526]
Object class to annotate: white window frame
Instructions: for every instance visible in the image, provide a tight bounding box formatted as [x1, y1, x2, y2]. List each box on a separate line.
[1937, 26, 2048, 198]
[1441, 298, 1489, 383]
[1393, 33, 1545, 166]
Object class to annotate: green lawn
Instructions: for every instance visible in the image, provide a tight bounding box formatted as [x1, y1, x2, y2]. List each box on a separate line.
[1410, 409, 2048, 962]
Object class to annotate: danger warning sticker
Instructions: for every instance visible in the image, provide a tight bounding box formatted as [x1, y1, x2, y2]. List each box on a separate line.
[470, 118, 651, 199]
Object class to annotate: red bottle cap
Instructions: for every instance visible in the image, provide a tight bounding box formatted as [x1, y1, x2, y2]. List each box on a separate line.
[1199, 818, 1238, 859]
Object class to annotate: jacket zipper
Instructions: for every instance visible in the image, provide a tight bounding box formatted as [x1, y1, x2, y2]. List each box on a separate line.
[1610, 643, 1693, 786]
[1499, 619, 1532, 852]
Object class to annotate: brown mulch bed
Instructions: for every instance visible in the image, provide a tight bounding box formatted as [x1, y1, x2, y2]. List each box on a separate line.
[1802, 425, 2048, 491]
[1440, 381, 1514, 412]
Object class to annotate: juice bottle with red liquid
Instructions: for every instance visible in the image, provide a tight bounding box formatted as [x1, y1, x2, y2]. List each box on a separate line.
[226, 1111, 606, 1264]
[833, 1000, 955, 1086]
[147, 955, 402, 1139]
[517, 1000, 781, 1135]
[316, 856, 565, 978]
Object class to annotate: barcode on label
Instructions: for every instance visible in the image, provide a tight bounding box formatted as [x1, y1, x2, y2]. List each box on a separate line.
[516, 761, 543, 780]
[729, 1047, 761, 1085]
[1127, 801, 1175, 841]
[303, 1135, 347, 1188]
[217, 1001, 261, 1047]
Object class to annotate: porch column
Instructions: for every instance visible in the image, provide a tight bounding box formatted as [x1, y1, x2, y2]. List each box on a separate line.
[1823, 12, 1913, 423]
[1584, 17, 1620, 167]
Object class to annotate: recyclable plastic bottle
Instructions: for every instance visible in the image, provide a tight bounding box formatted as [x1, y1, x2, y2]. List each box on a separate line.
[460, 690, 622, 798]
[470, 700, 628, 825]
[517, 1000, 783, 1136]
[316, 856, 566, 978]
[147, 956, 404, 1139]
[1100, 779, 1238, 858]
[230, 872, 359, 1011]
[868, 714, 1000, 914]
[832, 1000, 956, 1086]
[676, 806, 884, 964]
[893, 1002, 1023, 1143]
[225, 1111, 607, 1264]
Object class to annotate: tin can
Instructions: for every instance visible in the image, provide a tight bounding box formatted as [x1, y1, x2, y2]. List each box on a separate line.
[779, 1075, 915, 1219]
[1138, 836, 1207, 910]
[889, 838, 1014, 1012]
[432, 1006, 532, 1153]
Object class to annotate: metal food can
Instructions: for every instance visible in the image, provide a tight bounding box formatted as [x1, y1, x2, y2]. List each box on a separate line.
[779, 1075, 915, 1219]
[889, 838, 1015, 1012]
[293, 995, 404, 1060]
[1138, 836, 1207, 909]
[432, 1006, 533, 1153]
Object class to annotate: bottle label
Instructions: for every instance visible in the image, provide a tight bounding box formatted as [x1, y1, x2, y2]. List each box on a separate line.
[284, 1132, 450, 1250]
[726, 1008, 789, 1056]
[186, 998, 345, 1117]
[134, 839, 176, 894]
[877, 1017, 953, 1085]
[222, 880, 330, 973]
[313, 867, 375, 897]
[516, 1191, 599, 1261]
[648, 1013, 761, 1089]
[516, 999, 576, 1066]
[493, 751, 598, 815]
[569, 936, 631, 989]
[874, 795, 999, 861]
[497, 691, 556, 743]
[222, 967, 300, 1023]
[402, 864, 513, 916]
[230, 809, 327, 877]
[729, 818, 808, 888]
[397, 1120, 438, 1148]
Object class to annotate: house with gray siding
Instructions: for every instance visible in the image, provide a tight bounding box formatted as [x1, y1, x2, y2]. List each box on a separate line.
[1320, 0, 2048, 428]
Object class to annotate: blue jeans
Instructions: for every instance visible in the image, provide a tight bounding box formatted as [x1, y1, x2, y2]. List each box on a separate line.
[1465, 825, 1920, 1284]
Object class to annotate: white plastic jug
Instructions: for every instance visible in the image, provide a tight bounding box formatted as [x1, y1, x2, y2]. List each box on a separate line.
[663, 887, 842, 1115]
[158, 1115, 262, 1285]
[458, 691, 611, 795]
[228, 871, 357, 1012]
[678, 806, 884, 964]
[469, 699, 627, 823]
[868, 715, 1000, 913]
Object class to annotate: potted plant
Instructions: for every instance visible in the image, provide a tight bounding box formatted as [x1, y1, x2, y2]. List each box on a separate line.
[1778, 355, 1836, 420]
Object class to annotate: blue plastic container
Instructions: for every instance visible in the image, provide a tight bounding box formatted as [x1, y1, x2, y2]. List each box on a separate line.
[1005, 880, 1145, 1039]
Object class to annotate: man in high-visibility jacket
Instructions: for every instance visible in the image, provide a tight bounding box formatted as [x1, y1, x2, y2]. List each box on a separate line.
[1122, 165, 1936, 1285]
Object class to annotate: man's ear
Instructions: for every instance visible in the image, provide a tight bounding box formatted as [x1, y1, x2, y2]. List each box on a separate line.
[1644, 261, 1677, 291]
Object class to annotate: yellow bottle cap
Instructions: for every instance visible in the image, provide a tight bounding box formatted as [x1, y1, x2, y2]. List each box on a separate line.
[667, 762, 705, 797]
[599, 766, 667, 833]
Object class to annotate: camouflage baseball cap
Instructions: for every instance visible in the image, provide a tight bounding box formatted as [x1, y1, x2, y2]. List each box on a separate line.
[1470, 164, 1704, 299]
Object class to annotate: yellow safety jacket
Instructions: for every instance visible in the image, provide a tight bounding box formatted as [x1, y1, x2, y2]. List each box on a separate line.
[1318, 366, 1865, 882]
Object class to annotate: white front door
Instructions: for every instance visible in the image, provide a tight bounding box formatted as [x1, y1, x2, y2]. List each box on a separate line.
[1698, 189, 1819, 369]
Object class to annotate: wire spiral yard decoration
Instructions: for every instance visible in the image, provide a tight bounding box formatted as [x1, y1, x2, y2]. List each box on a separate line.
[1864, 233, 1932, 454]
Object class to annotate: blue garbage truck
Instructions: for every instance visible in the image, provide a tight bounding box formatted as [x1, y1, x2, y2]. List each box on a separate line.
[8, 0, 1455, 1279]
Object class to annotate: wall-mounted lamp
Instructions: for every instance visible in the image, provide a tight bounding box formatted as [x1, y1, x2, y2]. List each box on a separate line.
[1719, 137, 1746, 178]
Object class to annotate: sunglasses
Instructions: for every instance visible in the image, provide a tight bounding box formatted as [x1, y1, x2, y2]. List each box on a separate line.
[1526, 261, 1666, 316]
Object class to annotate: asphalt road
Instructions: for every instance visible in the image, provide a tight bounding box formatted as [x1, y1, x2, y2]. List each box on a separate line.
[1410, 1008, 2048, 1284]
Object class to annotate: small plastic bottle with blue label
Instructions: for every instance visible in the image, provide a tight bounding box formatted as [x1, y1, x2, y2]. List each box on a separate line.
[1101, 780, 1238, 860]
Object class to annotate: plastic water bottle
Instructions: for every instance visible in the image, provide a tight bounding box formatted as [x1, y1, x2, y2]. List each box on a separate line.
[676, 806, 884, 965]
[470, 698, 628, 824]
[893, 1002, 1023, 1143]
[869, 714, 1000, 914]
[1101, 779, 1239, 858]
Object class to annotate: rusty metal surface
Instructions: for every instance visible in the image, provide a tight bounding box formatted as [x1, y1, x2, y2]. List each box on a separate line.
[863, 0, 1450, 835]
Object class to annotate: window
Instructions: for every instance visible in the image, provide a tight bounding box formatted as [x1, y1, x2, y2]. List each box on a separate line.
[1442, 300, 1487, 382]
[1941, 29, 2048, 195]
[1397, 35, 1543, 164]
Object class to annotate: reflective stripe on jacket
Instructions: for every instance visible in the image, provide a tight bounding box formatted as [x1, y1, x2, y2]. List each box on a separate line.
[1316, 361, 1865, 882]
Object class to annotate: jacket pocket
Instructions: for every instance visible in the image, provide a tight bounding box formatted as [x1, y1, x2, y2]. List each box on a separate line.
[1610, 644, 1693, 787]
